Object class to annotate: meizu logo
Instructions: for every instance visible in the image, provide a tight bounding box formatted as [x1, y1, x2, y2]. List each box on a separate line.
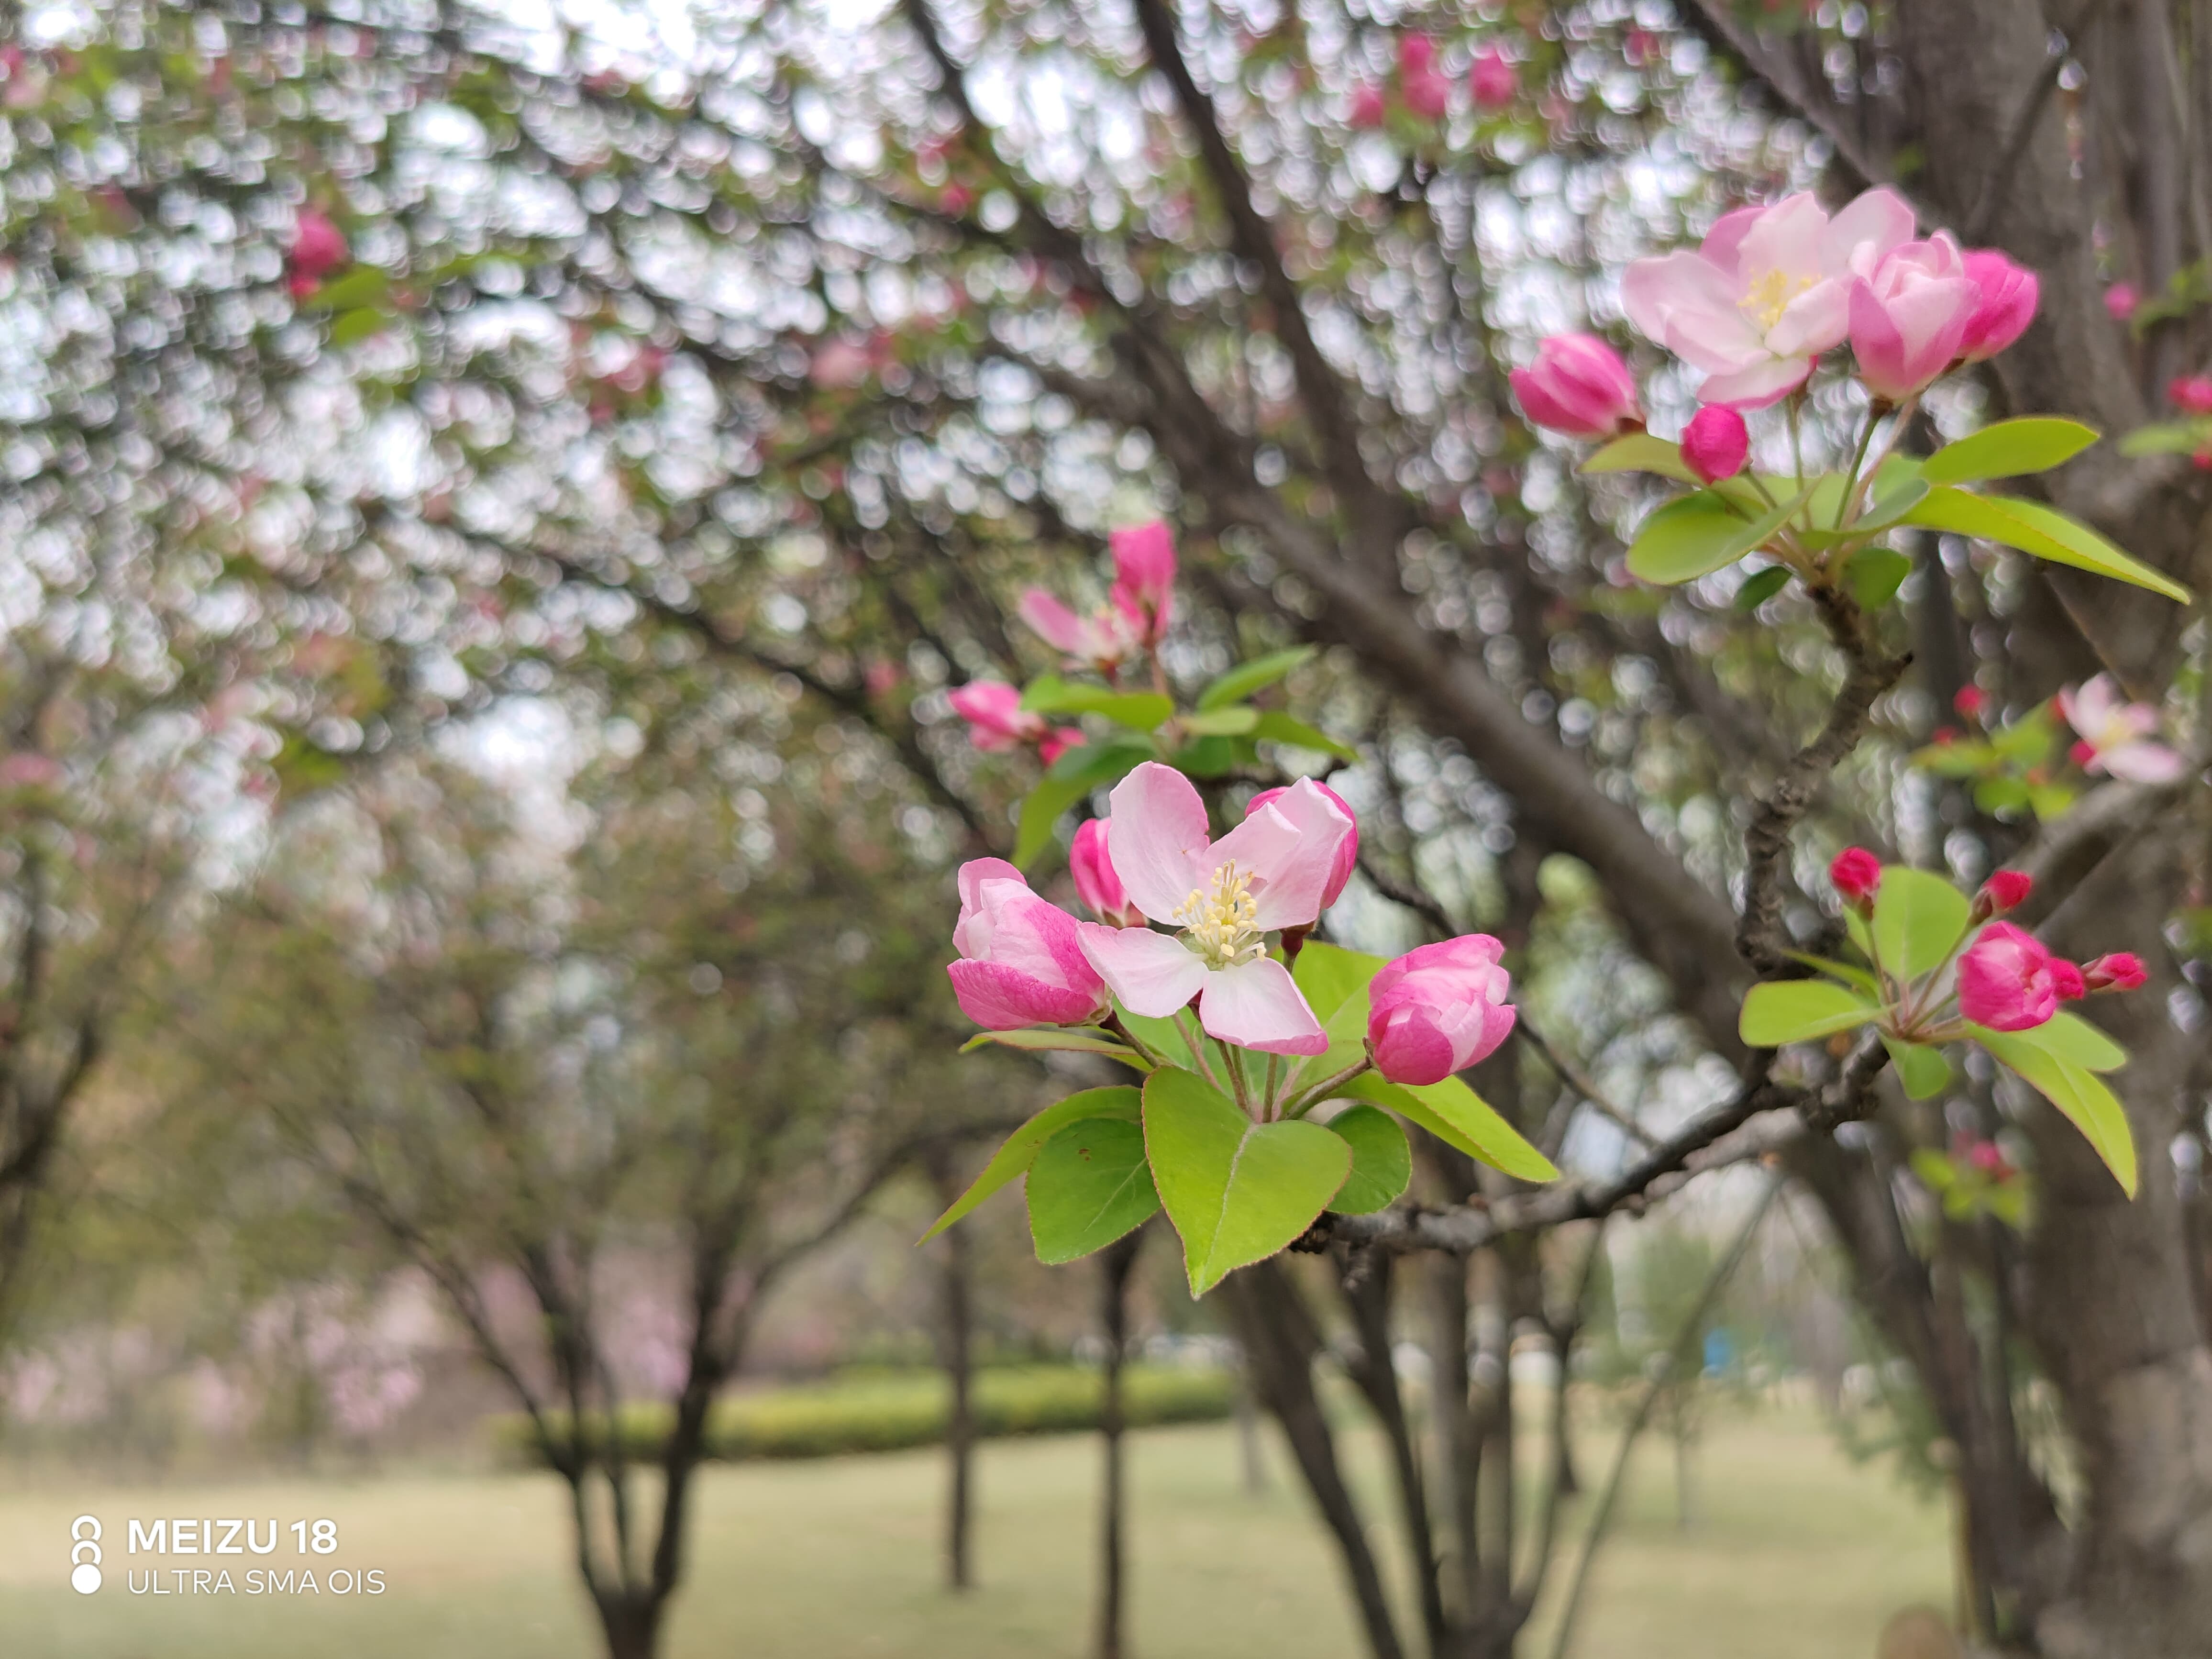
[127, 1520, 282, 1555]
[70, 1515, 101, 1593]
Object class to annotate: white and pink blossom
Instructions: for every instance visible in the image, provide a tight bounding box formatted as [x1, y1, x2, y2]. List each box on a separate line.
[947, 859, 1111, 1030]
[1847, 232, 1980, 401]
[1365, 936, 1517, 1085]
[2057, 675, 2187, 784]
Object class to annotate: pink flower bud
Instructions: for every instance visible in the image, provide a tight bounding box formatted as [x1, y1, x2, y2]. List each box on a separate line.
[2084, 951, 2147, 992]
[1397, 33, 1437, 77]
[1069, 818, 1144, 927]
[2170, 375, 2212, 415]
[1829, 847, 1881, 907]
[1848, 233, 1980, 401]
[1958, 922, 2061, 1032]
[1954, 686, 1985, 719]
[1956, 251, 2038, 363]
[1350, 84, 1387, 128]
[2104, 283, 2139, 322]
[1108, 520, 1177, 641]
[289, 208, 348, 282]
[948, 859, 1110, 1030]
[1247, 781, 1359, 907]
[2050, 959, 2087, 1001]
[1402, 66, 1450, 120]
[1509, 333, 1642, 440]
[1469, 47, 1517, 111]
[1039, 728, 1085, 766]
[1681, 405, 1749, 484]
[1366, 936, 1517, 1086]
[1965, 1140, 2011, 1180]
[1976, 870, 2032, 917]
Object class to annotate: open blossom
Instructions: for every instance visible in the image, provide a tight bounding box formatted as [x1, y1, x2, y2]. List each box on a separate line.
[1109, 521, 1177, 643]
[2057, 675, 2186, 784]
[1070, 818, 1143, 927]
[1957, 251, 2039, 363]
[1849, 232, 1981, 400]
[1958, 922, 2062, 1032]
[1509, 334, 1642, 439]
[1247, 780, 1360, 907]
[949, 681, 1046, 750]
[1681, 405, 1749, 483]
[1366, 936, 1517, 1086]
[1622, 188, 1915, 408]
[1018, 588, 1143, 670]
[1469, 46, 1517, 111]
[947, 860, 1111, 1030]
[1075, 763, 1354, 1055]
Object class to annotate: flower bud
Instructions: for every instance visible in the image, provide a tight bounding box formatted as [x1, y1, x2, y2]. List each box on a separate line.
[2083, 952, 2147, 992]
[947, 860, 1111, 1030]
[1509, 334, 1642, 440]
[1953, 686, 1985, 719]
[2170, 375, 2212, 416]
[1681, 405, 1749, 484]
[1957, 250, 2038, 363]
[1469, 46, 1517, 111]
[1829, 847, 1881, 909]
[2050, 959, 2087, 1001]
[1974, 869, 2031, 919]
[1069, 818, 1142, 928]
[1365, 936, 1516, 1086]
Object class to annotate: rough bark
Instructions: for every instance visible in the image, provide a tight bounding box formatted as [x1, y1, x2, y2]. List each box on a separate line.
[929, 1150, 978, 1592]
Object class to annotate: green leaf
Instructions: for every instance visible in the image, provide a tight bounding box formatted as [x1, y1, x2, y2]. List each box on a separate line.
[1346, 1073, 1560, 1183]
[1626, 483, 1817, 585]
[1180, 706, 1260, 737]
[1909, 1147, 1958, 1192]
[1918, 418, 2099, 485]
[1196, 646, 1316, 710]
[1847, 546, 1913, 611]
[1844, 908, 1874, 962]
[959, 1028, 1144, 1064]
[2003, 1009, 2128, 1074]
[1580, 433, 1699, 483]
[1320, 1103, 1412, 1214]
[2117, 420, 2211, 458]
[1972, 1028, 2138, 1195]
[299, 265, 389, 312]
[1021, 676, 1174, 730]
[1782, 951, 1882, 998]
[1143, 1066, 1351, 1295]
[1853, 477, 1932, 532]
[1904, 488, 2191, 603]
[1739, 980, 1881, 1046]
[1734, 566, 1792, 610]
[1014, 742, 1151, 865]
[1168, 735, 1239, 777]
[1026, 1118, 1161, 1264]
[1252, 711, 1359, 762]
[921, 1087, 1142, 1241]
[1883, 1038, 1953, 1101]
[1871, 866, 1972, 980]
[1292, 940, 1387, 1026]
[328, 307, 394, 346]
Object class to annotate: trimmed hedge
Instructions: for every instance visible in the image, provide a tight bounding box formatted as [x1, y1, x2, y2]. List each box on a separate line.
[494, 1363, 1234, 1466]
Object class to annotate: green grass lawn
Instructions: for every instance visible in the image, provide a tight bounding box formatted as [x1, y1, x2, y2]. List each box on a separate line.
[0, 1398, 1948, 1658]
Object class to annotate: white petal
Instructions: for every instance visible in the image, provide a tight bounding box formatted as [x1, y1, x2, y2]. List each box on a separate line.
[1077, 922, 1207, 1017]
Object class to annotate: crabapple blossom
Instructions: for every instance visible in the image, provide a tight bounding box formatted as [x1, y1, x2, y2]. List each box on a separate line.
[1847, 233, 1980, 401]
[1509, 335, 1642, 439]
[1958, 922, 2063, 1031]
[1469, 47, 1517, 111]
[1365, 936, 1517, 1086]
[1017, 587, 1144, 670]
[1070, 818, 1143, 928]
[1976, 870, 2032, 918]
[948, 681, 1045, 751]
[1957, 251, 2039, 363]
[1830, 847, 1881, 908]
[947, 860, 1111, 1030]
[1108, 521, 1177, 643]
[2057, 675, 2186, 783]
[1681, 405, 1749, 483]
[2171, 375, 2212, 415]
[2085, 952, 2147, 992]
[1246, 781, 1360, 907]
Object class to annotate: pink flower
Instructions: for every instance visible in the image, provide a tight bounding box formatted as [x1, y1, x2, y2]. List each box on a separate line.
[1396, 35, 1449, 120]
[1681, 405, 1749, 484]
[1039, 728, 1085, 765]
[2057, 675, 2186, 784]
[2050, 959, 2087, 1001]
[1958, 921, 2061, 1032]
[1953, 685, 1985, 719]
[1109, 520, 1177, 642]
[2104, 283, 2139, 322]
[1070, 818, 1143, 927]
[809, 338, 877, 390]
[1075, 764, 1355, 1055]
[1829, 846, 1881, 907]
[1509, 333, 1643, 439]
[2084, 952, 2147, 992]
[1977, 870, 2032, 916]
[1397, 33, 1437, 75]
[1469, 47, 1517, 111]
[1365, 936, 1517, 1086]
[1957, 250, 2038, 363]
[1246, 781, 1359, 907]
[2170, 375, 2212, 415]
[949, 681, 1046, 751]
[1622, 188, 1916, 408]
[1350, 84, 1387, 128]
[1848, 232, 1980, 401]
[289, 208, 348, 282]
[1017, 588, 1143, 670]
[947, 859, 1110, 1030]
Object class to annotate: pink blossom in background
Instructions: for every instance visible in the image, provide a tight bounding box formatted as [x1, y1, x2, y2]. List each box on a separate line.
[1509, 333, 1642, 439]
[1017, 587, 1144, 669]
[2170, 375, 2212, 415]
[0, 752, 60, 788]
[1076, 764, 1354, 1055]
[1469, 47, 1517, 111]
[1350, 84, 1387, 128]
[1977, 870, 2032, 916]
[1070, 818, 1144, 927]
[1957, 250, 2039, 362]
[2085, 952, 2147, 992]
[1038, 728, 1085, 765]
[1108, 520, 1177, 641]
[1848, 232, 1980, 400]
[1398, 35, 1449, 120]
[1680, 404, 1749, 483]
[2103, 283, 2139, 321]
[1622, 188, 1915, 408]
[1958, 922, 2062, 1031]
[947, 858, 1110, 1030]
[1245, 780, 1360, 907]
[2057, 675, 2187, 783]
[1365, 935, 1517, 1085]
[289, 208, 347, 283]
[808, 337, 877, 390]
[1953, 685, 1985, 719]
[948, 680, 1046, 751]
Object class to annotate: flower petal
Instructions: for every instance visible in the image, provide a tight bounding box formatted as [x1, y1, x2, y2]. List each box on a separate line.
[1208, 778, 1351, 930]
[1196, 957, 1328, 1056]
[1017, 590, 1095, 657]
[1696, 354, 1814, 410]
[2101, 742, 2188, 784]
[1104, 762, 1214, 924]
[947, 961, 1105, 1030]
[1077, 921, 1207, 1017]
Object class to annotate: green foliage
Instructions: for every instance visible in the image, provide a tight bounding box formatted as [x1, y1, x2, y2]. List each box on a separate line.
[1738, 980, 1879, 1045]
[1917, 418, 2099, 484]
[922, 1087, 1141, 1242]
[1903, 489, 2190, 602]
[1910, 702, 2078, 822]
[1197, 646, 1316, 710]
[1026, 1118, 1161, 1264]
[1972, 1027, 2138, 1195]
[1870, 867, 1971, 980]
[1318, 1104, 1413, 1214]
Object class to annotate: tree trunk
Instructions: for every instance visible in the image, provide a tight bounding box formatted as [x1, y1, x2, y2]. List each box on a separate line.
[929, 1150, 978, 1592]
[1096, 1228, 1141, 1659]
[591, 1591, 664, 1659]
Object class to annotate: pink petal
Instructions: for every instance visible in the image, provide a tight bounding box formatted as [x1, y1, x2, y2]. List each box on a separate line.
[1696, 354, 1814, 410]
[2101, 742, 2187, 784]
[1208, 777, 1350, 930]
[947, 960, 1104, 1030]
[1017, 590, 1096, 657]
[1764, 276, 1850, 357]
[1622, 252, 1763, 372]
[1197, 958, 1328, 1056]
[1077, 921, 1208, 1017]
[1104, 762, 1213, 924]
[1822, 187, 1916, 274]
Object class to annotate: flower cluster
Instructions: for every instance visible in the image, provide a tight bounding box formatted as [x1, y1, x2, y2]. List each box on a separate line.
[947, 762, 1515, 1088]
[1017, 521, 1176, 675]
[1352, 32, 1518, 129]
[1513, 187, 2036, 443]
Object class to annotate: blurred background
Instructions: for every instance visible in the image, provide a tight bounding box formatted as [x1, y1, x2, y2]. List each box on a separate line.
[0, 0, 2169, 1654]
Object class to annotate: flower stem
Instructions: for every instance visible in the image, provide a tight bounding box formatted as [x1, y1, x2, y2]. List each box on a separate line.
[1262, 1052, 1283, 1120]
[1280, 1056, 1373, 1120]
[1174, 1009, 1221, 1088]
[1102, 1009, 1164, 1070]
[1214, 1035, 1254, 1117]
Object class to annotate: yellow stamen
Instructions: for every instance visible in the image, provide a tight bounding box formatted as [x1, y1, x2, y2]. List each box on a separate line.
[1173, 860, 1266, 970]
[1739, 266, 1815, 334]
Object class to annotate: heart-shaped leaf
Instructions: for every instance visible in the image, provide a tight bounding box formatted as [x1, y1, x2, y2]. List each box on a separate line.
[1027, 1118, 1161, 1264]
[1319, 1103, 1411, 1214]
[1871, 866, 1972, 980]
[1143, 1066, 1350, 1295]
[920, 1087, 1141, 1241]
